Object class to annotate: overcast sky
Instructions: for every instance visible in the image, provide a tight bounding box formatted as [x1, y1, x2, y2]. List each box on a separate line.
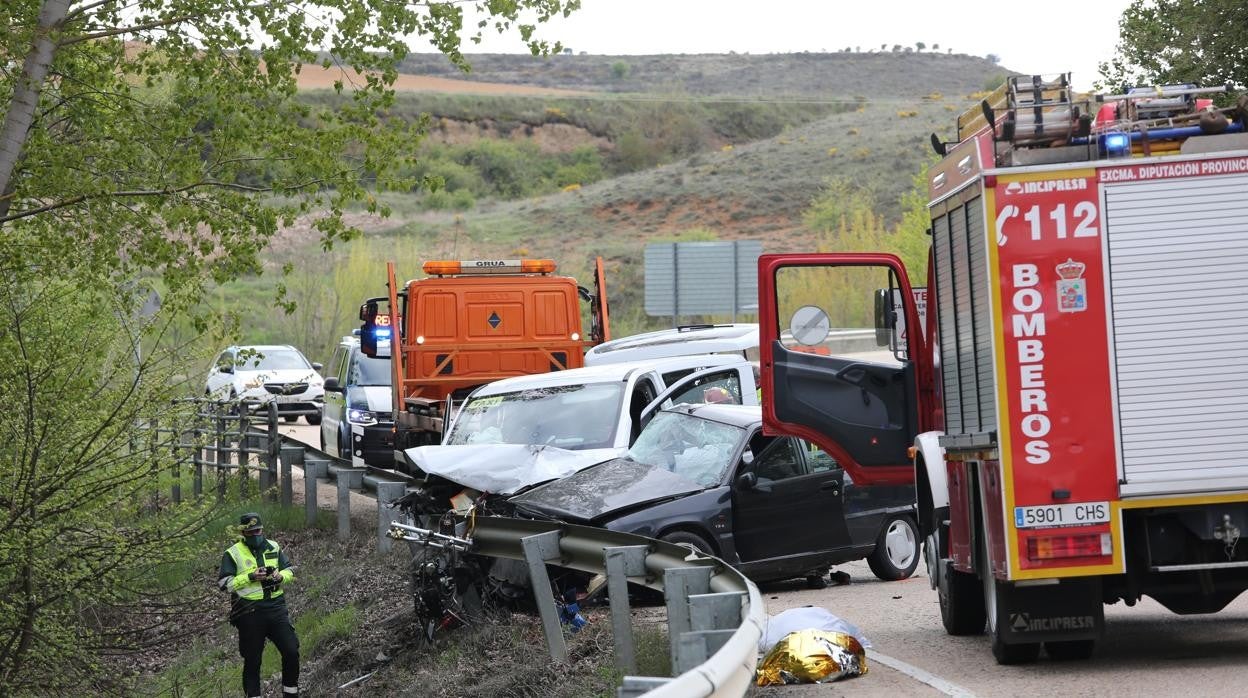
[463, 0, 1136, 90]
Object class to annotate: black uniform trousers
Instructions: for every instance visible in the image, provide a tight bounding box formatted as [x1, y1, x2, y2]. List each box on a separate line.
[234, 604, 300, 696]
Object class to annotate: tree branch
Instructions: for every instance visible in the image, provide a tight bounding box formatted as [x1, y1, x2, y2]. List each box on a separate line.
[0, 180, 267, 223]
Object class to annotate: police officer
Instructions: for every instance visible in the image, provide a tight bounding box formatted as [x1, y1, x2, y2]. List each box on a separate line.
[218, 512, 300, 698]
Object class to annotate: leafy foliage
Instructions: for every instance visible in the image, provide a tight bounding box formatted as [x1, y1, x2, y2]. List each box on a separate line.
[0, 0, 577, 310]
[1101, 0, 1248, 93]
[0, 0, 577, 690]
[0, 264, 225, 693]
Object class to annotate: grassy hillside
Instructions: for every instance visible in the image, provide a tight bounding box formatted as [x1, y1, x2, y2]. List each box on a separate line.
[397, 51, 1008, 98]
[209, 52, 1002, 364]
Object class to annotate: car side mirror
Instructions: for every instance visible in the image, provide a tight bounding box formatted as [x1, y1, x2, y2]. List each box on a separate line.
[219, 364, 234, 374]
[323, 377, 343, 392]
[873, 288, 894, 346]
[736, 472, 758, 490]
[312, 362, 324, 372]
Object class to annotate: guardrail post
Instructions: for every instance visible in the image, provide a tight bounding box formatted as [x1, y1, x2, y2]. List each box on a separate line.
[171, 430, 186, 505]
[336, 473, 351, 541]
[192, 421, 204, 500]
[675, 633, 708, 676]
[604, 545, 649, 673]
[339, 467, 365, 490]
[376, 482, 406, 553]
[521, 530, 568, 662]
[304, 456, 328, 526]
[670, 592, 743, 674]
[663, 566, 712, 675]
[279, 445, 301, 508]
[617, 677, 672, 698]
[214, 403, 227, 502]
[266, 402, 280, 502]
[237, 409, 251, 499]
[148, 417, 160, 507]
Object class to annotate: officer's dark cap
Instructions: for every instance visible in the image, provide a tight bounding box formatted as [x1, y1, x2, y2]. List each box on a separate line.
[239, 512, 263, 531]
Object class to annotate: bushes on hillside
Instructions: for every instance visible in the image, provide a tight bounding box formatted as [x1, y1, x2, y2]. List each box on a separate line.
[410, 142, 608, 207]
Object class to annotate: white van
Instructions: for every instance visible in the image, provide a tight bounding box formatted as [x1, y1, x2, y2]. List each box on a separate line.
[584, 323, 759, 365]
[397, 354, 757, 493]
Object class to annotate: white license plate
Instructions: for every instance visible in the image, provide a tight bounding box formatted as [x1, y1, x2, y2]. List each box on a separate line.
[1014, 502, 1110, 529]
[275, 394, 303, 403]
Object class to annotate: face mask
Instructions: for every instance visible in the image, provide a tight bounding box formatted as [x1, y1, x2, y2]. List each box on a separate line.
[244, 533, 265, 548]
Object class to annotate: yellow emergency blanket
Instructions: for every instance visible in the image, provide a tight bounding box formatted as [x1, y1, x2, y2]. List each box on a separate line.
[755, 630, 868, 686]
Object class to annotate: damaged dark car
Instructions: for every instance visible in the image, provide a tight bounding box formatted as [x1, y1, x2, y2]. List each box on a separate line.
[509, 403, 920, 586]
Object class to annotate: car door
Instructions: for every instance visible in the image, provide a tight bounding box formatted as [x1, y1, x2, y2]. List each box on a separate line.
[800, 440, 855, 550]
[622, 373, 661, 447]
[322, 346, 350, 455]
[758, 253, 928, 486]
[732, 434, 847, 562]
[639, 364, 757, 428]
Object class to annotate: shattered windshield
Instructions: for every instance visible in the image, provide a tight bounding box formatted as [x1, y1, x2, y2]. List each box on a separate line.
[445, 383, 624, 450]
[627, 411, 744, 488]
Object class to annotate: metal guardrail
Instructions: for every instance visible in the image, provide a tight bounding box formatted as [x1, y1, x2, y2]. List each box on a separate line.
[138, 398, 283, 503]
[460, 516, 765, 697]
[262, 436, 766, 697]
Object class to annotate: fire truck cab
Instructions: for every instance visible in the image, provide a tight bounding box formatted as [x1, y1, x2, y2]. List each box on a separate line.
[759, 74, 1248, 663]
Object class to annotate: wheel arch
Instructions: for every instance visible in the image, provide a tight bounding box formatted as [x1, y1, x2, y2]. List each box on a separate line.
[913, 431, 948, 539]
[656, 523, 721, 557]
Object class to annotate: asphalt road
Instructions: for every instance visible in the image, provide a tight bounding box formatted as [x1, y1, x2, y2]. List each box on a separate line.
[755, 559, 1248, 696]
[280, 420, 1248, 696]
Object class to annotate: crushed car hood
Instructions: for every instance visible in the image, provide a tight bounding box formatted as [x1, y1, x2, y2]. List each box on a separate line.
[404, 444, 620, 495]
[509, 458, 704, 522]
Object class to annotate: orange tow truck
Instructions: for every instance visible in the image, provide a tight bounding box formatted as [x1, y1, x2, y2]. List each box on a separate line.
[360, 258, 609, 470]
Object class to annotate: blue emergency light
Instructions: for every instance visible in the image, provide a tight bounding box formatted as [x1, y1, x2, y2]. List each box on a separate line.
[1100, 132, 1131, 158]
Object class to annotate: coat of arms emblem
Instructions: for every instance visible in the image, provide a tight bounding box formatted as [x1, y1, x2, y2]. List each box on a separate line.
[1056, 258, 1087, 313]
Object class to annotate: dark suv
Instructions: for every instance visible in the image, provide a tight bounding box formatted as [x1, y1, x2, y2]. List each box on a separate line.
[320, 336, 394, 467]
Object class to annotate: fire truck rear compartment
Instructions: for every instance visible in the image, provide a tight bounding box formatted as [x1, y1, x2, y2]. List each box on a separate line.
[1111, 503, 1248, 614]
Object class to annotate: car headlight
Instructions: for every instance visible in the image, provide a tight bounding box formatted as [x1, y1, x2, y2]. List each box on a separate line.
[347, 408, 378, 425]
[243, 378, 264, 390]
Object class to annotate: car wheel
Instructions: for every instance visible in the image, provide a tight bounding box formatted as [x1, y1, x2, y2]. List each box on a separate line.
[660, 530, 713, 557]
[305, 412, 322, 426]
[867, 514, 921, 581]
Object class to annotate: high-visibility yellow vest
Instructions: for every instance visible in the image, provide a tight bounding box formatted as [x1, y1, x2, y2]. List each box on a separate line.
[226, 540, 291, 600]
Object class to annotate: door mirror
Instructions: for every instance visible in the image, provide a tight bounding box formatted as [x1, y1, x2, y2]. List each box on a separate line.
[736, 471, 758, 490]
[218, 363, 234, 374]
[873, 288, 894, 346]
[312, 361, 324, 372]
[358, 297, 393, 359]
[323, 377, 343, 392]
[441, 393, 455, 442]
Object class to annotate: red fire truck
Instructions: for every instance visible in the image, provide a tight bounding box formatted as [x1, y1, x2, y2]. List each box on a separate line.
[758, 74, 1248, 663]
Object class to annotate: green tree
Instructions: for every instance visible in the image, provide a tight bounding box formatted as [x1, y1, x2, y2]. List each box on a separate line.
[1101, 0, 1248, 92]
[802, 164, 933, 283]
[0, 262, 222, 694]
[0, 0, 576, 690]
[0, 0, 577, 306]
